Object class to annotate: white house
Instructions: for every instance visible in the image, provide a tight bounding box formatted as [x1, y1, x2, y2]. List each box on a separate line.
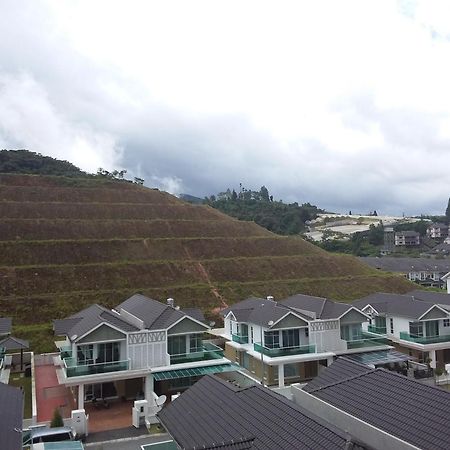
[354, 291, 450, 369]
[220, 294, 391, 387]
[53, 294, 235, 421]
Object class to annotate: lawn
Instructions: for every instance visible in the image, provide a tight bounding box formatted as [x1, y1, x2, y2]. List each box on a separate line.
[9, 373, 32, 418]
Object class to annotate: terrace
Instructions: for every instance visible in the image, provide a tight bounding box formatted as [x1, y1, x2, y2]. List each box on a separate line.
[253, 342, 315, 357]
[231, 333, 249, 344]
[169, 342, 224, 365]
[399, 332, 450, 345]
[63, 357, 130, 378]
[367, 325, 387, 335]
[345, 333, 390, 349]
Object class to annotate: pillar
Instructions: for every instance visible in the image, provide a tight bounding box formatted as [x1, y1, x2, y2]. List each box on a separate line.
[144, 373, 154, 404]
[278, 364, 285, 388]
[78, 384, 84, 409]
[429, 350, 437, 369]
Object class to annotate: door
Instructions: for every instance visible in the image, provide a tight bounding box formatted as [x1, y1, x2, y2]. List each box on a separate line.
[425, 321, 439, 337]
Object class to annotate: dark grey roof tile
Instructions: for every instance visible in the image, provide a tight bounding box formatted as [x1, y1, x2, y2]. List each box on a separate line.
[0, 383, 23, 450]
[0, 317, 12, 335]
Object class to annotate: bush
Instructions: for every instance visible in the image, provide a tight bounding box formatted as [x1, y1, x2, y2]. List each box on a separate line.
[50, 408, 64, 428]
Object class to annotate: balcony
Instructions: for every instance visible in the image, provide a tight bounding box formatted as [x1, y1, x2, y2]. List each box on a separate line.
[367, 325, 387, 335]
[399, 332, 450, 345]
[63, 357, 129, 378]
[253, 342, 315, 357]
[232, 334, 249, 344]
[346, 334, 390, 349]
[169, 342, 224, 365]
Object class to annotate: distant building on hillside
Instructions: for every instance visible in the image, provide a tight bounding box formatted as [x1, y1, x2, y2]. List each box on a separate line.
[383, 227, 395, 253]
[395, 230, 420, 247]
[427, 223, 449, 239]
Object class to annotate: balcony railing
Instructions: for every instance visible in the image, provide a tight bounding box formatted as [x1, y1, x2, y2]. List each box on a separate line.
[169, 342, 224, 365]
[60, 345, 72, 359]
[253, 342, 315, 357]
[346, 334, 390, 349]
[232, 334, 249, 344]
[63, 357, 129, 377]
[399, 332, 450, 345]
[367, 325, 387, 335]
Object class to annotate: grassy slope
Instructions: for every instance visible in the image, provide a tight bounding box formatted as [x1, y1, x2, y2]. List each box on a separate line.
[0, 174, 415, 352]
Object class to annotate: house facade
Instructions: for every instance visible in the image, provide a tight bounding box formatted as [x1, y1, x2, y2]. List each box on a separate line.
[395, 231, 420, 246]
[427, 222, 449, 239]
[354, 291, 450, 369]
[53, 295, 235, 414]
[220, 294, 391, 387]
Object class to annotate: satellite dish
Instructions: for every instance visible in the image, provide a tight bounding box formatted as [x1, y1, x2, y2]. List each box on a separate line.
[155, 395, 167, 406]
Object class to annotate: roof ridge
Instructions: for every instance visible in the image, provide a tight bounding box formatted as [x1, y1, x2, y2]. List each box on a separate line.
[307, 364, 375, 393]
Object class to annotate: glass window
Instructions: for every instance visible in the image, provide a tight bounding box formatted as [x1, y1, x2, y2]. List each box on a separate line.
[250, 327, 254, 342]
[189, 334, 202, 352]
[168, 336, 186, 355]
[264, 331, 280, 349]
[284, 363, 300, 378]
[97, 342, 120, 363]
[282, 329, 300, 348]
[409, 322, 423, 337]
[77, 344, 93, 365]
[390, 318, 394, 334]
[444, 319, 450, 327]
[374, 316, 386, 329]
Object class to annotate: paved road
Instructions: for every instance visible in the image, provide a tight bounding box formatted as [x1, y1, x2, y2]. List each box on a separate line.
[85, 433, 172, 450]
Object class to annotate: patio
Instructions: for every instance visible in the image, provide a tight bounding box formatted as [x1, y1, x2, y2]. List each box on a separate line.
[85, 399, 135, 433]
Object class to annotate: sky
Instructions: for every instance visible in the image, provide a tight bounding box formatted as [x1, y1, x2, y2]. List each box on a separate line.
[1, 0, 450, 215]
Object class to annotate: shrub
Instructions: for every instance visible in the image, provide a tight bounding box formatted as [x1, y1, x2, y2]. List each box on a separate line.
[50, 408, 64, 428]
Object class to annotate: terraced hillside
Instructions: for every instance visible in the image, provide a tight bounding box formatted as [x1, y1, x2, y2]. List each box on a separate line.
[0, 173, 414, 351]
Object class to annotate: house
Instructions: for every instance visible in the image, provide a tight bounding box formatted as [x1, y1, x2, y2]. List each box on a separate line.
[0, 382, 23, 450]
[53, 294, 236, 418]
[353, 292, 450, 369]
[157, 374, 365, 449]
[427, 222, 449, 239]
[423, 242, 450, 258]
[220, 294, 391, 388]
[394, 230, 420, 246]
[295, 357, 450, 450]
[360, 256, 450, 288]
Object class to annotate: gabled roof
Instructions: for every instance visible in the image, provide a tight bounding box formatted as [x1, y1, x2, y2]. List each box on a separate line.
[0, 383, 23, 450]
[221, 297, 269, 317]
[303, 357, 372, 393]
[53, 304, 138, 341]
[307, 366, 450, 450]
[360, 256, 450, 273]
[158, 375, 364, 450]
[0, 317, 12, 335]
[0, 336, 29, 350]
[116, 294, 208, 330]
[407, 289, 450, 308]
[353, 292, 441, 319]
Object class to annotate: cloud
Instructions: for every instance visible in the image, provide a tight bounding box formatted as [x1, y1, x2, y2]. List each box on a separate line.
[1, 0, 450, 215]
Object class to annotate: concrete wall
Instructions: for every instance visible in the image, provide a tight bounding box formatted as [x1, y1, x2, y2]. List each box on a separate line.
[291, 386, 419, 450]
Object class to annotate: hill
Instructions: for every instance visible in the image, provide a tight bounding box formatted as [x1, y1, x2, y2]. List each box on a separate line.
[0, 173, 415, 352]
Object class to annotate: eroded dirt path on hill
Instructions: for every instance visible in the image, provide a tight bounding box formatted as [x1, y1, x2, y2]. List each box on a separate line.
[182, 244, 229, 311]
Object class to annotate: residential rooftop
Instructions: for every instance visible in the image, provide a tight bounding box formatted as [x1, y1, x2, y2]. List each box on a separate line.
[158, 374, 365, 450]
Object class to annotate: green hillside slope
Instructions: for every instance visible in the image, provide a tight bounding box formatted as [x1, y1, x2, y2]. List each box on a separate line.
[0, 173, 414, 351]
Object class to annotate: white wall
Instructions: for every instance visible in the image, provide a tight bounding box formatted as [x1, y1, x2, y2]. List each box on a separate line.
[387, 316, 410, 338]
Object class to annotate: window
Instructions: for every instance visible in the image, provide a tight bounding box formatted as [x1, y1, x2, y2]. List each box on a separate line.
[168, 336, 186, 355]
[77, 344, 93, 365]
[97, 342, 120, 363]
[284, 363, 300, 378]
[409, 322, 423, 338]
[390, 318, 394, 334]
[229, 320, 233, 335]
[189, 334, 202, 352]
[305, 328, 309, 338]
[264, 331, 280, 349]
[444, 319, 450, 327]
[250, 327, 254, 342]
[282, 329, 300, 348]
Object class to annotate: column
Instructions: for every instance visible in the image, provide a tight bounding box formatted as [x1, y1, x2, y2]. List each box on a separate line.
[144, 373, 154, 404]
[429, 350, 437, 369]
[278, 364, 285, 388]
[78, 384, 84, 410]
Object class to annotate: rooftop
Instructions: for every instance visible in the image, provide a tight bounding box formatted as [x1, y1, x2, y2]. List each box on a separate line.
[158, 374, 364, 450]
[0, 382, 23, 450]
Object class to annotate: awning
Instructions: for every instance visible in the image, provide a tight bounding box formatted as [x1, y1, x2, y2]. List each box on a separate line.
[345, 350, 413, 366]
[153, 363, 240, 381]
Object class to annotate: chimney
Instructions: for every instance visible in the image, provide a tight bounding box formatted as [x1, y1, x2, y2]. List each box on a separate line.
[267, 295, 274, 302]
[167, 298, 175, 308]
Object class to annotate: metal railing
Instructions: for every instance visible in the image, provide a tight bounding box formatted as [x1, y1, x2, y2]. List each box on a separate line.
[169, 342, 224, 365]
[253, 342, 315, 357]
[399, 332, 450, 345]
[232, 334, 249, 344]
[63, 357, 129, 377]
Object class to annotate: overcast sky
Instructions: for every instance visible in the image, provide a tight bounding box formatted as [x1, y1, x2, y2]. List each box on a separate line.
[1, 0, 450, 215]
